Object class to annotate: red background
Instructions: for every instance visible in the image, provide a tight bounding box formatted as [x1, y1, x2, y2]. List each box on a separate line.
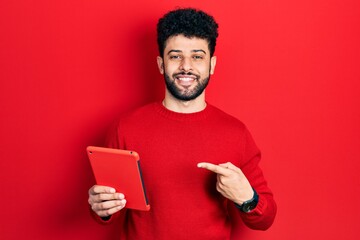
[1, 0, 359, 239]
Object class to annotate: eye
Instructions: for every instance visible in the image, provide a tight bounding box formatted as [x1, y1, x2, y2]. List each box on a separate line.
[169, 55, 182, 60]
[193, 55, 204, 60]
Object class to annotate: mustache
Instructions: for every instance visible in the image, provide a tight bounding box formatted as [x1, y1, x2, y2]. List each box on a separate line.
[173, 71, 200, 78]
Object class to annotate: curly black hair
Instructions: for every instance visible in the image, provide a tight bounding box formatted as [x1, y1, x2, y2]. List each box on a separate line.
[157, 8, 219, 57]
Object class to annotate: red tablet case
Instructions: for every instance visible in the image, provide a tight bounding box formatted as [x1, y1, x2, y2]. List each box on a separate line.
[87, 146, 150, 211]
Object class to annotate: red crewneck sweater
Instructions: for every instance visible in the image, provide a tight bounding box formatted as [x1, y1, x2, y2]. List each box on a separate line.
[97, 102, 276, 239]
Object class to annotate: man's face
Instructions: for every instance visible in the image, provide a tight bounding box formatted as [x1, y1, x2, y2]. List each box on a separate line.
[157, 34, 217, 101]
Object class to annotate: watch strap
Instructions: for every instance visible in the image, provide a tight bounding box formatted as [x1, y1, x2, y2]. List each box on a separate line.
[234, 187, 259, 213]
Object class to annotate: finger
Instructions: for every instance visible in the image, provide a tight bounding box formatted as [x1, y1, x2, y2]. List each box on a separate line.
[92, 199, 127, 212]
[217, 174, 227, 185]
[217, 175, 231, 190]
[219, 162, 241, 174]
[92, 192, 125, 203]
[216, 181, 224, 195]
[97, 204, 125, 217]
[94, 200, 126, 217]
[89, 185, 116, 195]
[197, 162, 231, 176]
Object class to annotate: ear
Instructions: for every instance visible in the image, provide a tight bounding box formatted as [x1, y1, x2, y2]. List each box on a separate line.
[157, 56, 164, 74]
[210, 56, 217, 75]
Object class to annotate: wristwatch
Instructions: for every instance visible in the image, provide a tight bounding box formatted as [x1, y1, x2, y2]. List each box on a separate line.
[235, 188, 259, 213]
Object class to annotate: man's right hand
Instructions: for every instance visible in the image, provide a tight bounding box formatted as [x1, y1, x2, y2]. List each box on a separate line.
[88, 185, 127, 217]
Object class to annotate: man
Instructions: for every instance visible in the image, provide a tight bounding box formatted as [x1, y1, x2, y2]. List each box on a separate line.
[88, 8, 277, 239]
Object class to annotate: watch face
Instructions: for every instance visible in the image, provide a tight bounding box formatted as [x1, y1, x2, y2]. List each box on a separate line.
[238, 188, 259, 213]
[243, 201, 257, 212]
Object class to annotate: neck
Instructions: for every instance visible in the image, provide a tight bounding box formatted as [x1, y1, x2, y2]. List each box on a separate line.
[163, 91, 207, 113]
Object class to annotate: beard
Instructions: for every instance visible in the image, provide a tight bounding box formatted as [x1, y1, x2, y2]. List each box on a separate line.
[164, 71, 210, 101]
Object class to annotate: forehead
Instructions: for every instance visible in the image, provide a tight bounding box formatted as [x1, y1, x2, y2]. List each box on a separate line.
[164, 34, 209, 53]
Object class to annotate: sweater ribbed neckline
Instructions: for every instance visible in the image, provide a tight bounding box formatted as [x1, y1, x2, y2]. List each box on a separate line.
[153, 101, 212, 122]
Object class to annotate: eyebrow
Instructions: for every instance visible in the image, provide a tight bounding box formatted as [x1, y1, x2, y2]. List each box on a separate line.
[167, 49, 207, 55]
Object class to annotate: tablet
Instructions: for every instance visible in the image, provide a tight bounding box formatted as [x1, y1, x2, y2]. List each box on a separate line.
[87, 146, 150, 211]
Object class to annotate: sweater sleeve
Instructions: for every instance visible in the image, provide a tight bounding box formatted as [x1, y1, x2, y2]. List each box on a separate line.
[230, 127, 277, 230]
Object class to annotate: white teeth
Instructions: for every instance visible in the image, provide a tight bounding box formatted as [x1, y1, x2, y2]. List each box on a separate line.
[178, 77, 194, 82]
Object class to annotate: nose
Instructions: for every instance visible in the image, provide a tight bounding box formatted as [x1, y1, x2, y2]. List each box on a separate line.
[179, 57, 193, 72]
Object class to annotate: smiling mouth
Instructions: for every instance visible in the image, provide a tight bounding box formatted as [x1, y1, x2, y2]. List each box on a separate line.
[174, 73, 198, 87]
[177, 76, 195, 81]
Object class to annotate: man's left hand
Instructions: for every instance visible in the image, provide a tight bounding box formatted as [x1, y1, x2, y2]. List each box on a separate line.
[197, 162, 254, 205]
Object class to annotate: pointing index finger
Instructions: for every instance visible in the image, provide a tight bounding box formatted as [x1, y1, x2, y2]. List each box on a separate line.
[197, 162, 230, 176]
